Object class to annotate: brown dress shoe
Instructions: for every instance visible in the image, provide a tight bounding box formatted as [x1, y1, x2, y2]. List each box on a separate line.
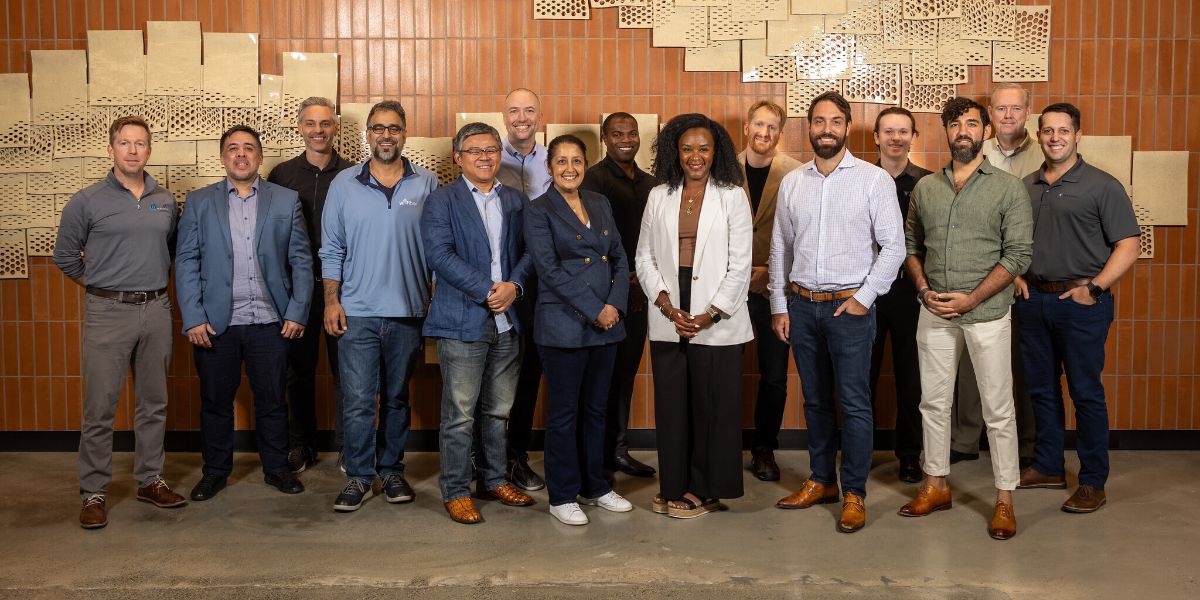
[80, 494, 107, 529]
[1017, 467, 1067, 489]
[775, 479, 839, 509]
[899, 483, 953, 517]
[1062, 485, 1106, 513]
[137, 478, 188, 508]
[989, 501, 1017, 540]
[489, 483, 536, 507]
[445, 497, 483, 524]
[837, 492, 866, 533]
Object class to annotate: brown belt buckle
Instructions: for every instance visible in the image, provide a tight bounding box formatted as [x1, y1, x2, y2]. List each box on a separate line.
[124, 291, 149, 304]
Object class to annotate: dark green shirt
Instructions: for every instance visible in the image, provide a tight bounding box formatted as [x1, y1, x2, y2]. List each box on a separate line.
[906, 158, 1033, 324]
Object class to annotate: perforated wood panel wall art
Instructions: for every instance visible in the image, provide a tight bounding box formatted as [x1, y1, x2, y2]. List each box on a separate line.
[540, 0, 1048, 113]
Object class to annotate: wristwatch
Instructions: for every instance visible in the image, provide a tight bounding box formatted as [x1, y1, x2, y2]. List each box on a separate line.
[917, 287, 931, 306]
[707, 306, 723, 323]
[1086, 282, 1103, 299]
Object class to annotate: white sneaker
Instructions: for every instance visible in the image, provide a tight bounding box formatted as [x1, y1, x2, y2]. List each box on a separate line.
[580, 491, 634, 513]
[549, 502, 589, 526]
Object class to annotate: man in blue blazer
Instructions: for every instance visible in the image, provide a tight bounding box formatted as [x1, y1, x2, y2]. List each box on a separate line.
[175, 125, 312, 502]
[422, 122, 537, 524]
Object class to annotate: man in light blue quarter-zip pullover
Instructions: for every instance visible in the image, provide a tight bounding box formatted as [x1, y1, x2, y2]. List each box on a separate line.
[319, 100, 438, 513]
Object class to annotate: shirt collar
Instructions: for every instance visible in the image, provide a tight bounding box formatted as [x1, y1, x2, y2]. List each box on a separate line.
[503, 137, 541, 160]
[600, 155, 645, 182]
[1033, 154, 1087, 185]
[225, 176, 260, 198]
[464, 175, 502, 196]
[873, 159, 925, 181]
[805, 149, 858, 174]
[354, 157, 413, 187]
[994, 131, 1036, 157]
[300, 149, 346, 173]
[106, 168, 158, 196]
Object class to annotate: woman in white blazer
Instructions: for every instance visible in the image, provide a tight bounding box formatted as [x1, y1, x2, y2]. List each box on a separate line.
[635, 114, 753, 519]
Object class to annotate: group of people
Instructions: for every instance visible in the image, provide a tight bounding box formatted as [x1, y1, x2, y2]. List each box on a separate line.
[56, 84, 1138, 541]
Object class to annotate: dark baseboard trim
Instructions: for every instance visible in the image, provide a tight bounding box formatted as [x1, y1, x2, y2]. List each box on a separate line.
[2, 429, 1199, 452]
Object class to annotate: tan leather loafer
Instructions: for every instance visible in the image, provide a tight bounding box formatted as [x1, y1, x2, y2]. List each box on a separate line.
[899, 482, 953, 517]
[775, 479, 839, 509]
[837, 492, 866, 533]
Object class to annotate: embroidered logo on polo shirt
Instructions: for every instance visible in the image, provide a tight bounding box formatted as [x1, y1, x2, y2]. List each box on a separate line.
[395, 198, 418, 207]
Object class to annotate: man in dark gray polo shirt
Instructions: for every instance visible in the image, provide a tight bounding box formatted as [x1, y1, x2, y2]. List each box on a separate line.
[1013, 103, 1140, 513]
[54, 115, 188, 529]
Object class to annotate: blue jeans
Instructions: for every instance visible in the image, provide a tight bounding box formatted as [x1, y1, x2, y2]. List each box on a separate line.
[1015, 289, 1114, 489]
[436, 320, 522, 501]
[787, 294, 876, 497]
[338, 316, 422, 484]
[540, 343, 618, 506]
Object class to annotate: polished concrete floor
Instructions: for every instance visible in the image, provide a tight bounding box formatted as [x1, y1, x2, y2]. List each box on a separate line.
[1, 450, 1197, 599]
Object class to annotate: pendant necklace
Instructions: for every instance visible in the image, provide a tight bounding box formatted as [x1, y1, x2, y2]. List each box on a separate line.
[685, 189, 703, 215]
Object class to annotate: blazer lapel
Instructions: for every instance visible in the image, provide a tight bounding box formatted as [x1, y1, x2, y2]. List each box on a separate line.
[214, 182, 234, 256]
[663, 185, 681, 276]
[254, 182, 271, 251]
[547, 187, 595, 245]
[755, 158, 788, 229]
[691, 179, 721, 268]
[457, 180, 492, 256]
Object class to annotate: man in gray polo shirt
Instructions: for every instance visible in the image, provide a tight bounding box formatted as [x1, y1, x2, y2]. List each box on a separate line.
[54, 115, 188, 529]
[1013, 103, 1140, 513]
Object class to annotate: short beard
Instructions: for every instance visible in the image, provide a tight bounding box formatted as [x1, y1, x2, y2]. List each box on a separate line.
[950, 137, 983, 163]
[372, 145, 399, 164]
[811, 134, 846, 160]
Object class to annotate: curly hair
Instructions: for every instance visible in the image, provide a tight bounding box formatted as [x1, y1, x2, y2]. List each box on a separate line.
[652, 113, 744, 192]
[941, 96, 989, 130]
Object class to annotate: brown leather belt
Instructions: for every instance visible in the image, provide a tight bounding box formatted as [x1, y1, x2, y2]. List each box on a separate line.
[1027, 277, 1090, 294]
[789, 283, 860, 302]
[86, 286, 167, 305]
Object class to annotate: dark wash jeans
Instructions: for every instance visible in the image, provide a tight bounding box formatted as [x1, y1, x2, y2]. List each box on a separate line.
[1015, 289, 1114, 489]
[787, 294, 876, 498]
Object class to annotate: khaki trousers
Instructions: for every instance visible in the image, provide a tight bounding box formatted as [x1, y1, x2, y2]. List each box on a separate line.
[78, 293, 172, 500]
[916, 308, 1019, 490]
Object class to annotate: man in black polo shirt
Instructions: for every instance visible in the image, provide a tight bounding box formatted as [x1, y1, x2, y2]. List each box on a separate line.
[1013, 103, 1140, 513]
[267, 96, 355, 473]
[870, 107, 931, 483]
[580, 112, 659, 478]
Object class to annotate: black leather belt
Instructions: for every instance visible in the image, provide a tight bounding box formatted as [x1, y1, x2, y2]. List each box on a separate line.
[86, 286, 167, 305]
[1026, 277, 1090, 294]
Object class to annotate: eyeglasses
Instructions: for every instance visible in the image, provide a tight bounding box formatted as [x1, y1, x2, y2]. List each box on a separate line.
[460, 147, 501, 157]
[368, 124, 405, 135]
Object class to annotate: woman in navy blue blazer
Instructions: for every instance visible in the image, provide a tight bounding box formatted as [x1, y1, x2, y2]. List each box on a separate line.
[524, 135, 634, 526]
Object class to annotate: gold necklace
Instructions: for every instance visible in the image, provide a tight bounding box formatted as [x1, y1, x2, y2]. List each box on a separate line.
[685, 189, 703, 215]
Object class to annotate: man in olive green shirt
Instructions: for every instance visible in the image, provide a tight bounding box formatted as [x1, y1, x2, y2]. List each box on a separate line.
[952, 83, 1041, 467]
[900, 97, 1033, 541]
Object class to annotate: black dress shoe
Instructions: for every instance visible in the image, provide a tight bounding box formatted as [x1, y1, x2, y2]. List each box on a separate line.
[750, 447, 781, 481]
[507, 455, 545, 491]
[898, 456, 922, 483]
[287, 447, 317, 474]
[190, 475, 228, 501]
[265, 470, 305, 494]
[949, 450, 979, 464]
[613, 453, 656, 478]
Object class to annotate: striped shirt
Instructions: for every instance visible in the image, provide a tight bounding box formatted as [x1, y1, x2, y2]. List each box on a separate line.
[768, 150, 905, 314]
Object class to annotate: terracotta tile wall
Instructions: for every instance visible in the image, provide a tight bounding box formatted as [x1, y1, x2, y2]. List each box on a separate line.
[1, 0, 1196, 433]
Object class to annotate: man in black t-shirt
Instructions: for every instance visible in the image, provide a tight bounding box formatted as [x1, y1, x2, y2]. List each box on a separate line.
[1013, 103, 1140, 513]
[871, 107, 931, 483]
[267, 97, 355, 474]
[581, 112, 660, 478]
[736, 100, 801, 482]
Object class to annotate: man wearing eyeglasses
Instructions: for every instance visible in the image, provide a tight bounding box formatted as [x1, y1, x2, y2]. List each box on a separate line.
[422, 122, 537, 524]
[319, 101, 438, 512]
[497, 88, 550, 491]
